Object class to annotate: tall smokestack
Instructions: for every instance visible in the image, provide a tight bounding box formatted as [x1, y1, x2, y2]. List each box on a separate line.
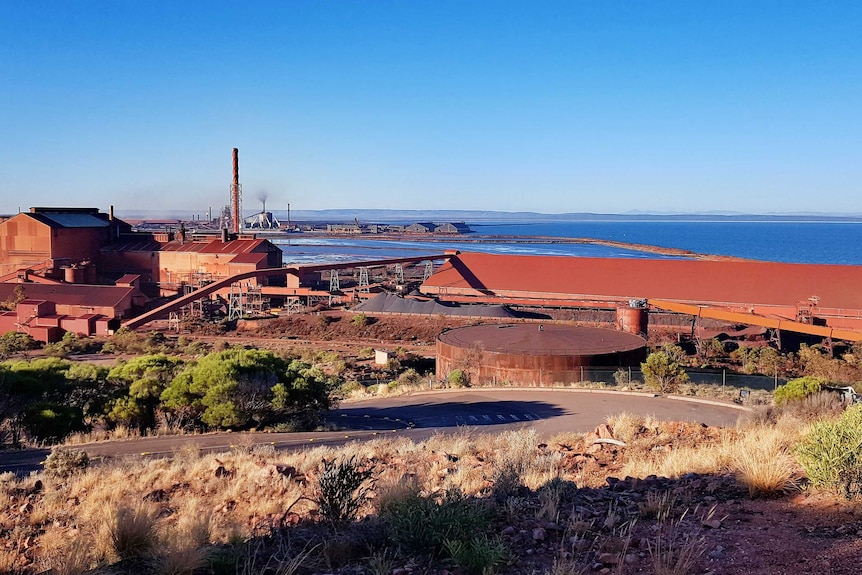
[231, 148, 241, 235]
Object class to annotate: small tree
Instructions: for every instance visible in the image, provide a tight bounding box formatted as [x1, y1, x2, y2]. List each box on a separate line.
[448, 369, 469, 387]
[641, 349, 689, 393]
[774, 376, 826, 405]
[0, 331, 40, 360]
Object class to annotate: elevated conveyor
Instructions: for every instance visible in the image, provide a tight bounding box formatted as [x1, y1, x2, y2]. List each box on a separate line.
[647, 299, 862, 343]
[123, 254, 453, 329]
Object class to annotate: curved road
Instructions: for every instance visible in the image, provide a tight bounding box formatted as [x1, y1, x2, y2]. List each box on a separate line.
[0, 389, 746, 474]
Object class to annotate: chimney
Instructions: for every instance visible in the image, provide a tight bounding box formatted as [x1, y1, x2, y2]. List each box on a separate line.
[231, 148, 240, 235]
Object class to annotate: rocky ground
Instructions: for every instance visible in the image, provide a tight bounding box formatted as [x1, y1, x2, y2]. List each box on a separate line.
[4, 420, 861, 575]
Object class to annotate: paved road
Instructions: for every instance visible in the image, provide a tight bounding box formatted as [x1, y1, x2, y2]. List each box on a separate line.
[0, 389, 745, 475]
[333, 388, 745, 436]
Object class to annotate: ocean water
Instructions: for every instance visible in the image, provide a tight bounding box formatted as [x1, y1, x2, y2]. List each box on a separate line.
[274, 221, 862, 266]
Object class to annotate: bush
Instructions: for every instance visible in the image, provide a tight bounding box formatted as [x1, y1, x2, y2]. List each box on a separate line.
[796, 404, 862, 499]
[381, 489, 494, 556]
[491, 429, 538, 498]
[43, 332, 103, 357]
[350, 313, 368, 327]
[315, 456, 374, 528]
[774, 376, 826, 405]
[22, 403, 86, 444]
[43, 446, 90, 478]
[641, 349, 689, 393]
[448, 369, 468, 387]
[444, 535, 507, 575]
[396, 368, 421, 387]
[0, 331, 40, 359]
[613, 367, 632, 386]
[109, 504, 159, 560]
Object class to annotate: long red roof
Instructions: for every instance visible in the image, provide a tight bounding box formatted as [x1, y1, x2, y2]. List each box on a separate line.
[103, 238, 272, 255]
[422, 252, 862, 311]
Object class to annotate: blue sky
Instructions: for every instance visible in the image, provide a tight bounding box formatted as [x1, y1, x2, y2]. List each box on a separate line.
[1, 1, 860, 215]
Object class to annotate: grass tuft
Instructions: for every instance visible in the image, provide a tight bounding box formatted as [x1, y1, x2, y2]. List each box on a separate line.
[108, 503, 159, 560]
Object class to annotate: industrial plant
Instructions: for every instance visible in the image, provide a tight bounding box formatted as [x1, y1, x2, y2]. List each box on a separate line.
[2, 147, 862, 394]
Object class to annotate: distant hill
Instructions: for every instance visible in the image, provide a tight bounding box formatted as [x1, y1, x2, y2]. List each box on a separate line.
[116, 208, 862, 224]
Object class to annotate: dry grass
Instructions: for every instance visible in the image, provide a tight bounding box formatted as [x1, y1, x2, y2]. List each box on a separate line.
[64, 424, 141, 445]
[733, 424, 800, 496]
[647, 510, 707, 575]
[4, 404, 848, 574]
[108, 503, 160, 560]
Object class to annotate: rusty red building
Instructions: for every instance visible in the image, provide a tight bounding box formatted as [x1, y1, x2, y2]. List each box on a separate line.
[0, 206, 283, 341]
[421, 252, 862, 338]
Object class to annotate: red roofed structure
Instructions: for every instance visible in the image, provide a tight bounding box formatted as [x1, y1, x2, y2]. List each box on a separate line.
[421, 252, 862, 334]
[101, 237, 282, 294]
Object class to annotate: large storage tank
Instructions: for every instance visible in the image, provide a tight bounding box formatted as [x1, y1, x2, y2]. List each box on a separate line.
[437, 323, 647, 386]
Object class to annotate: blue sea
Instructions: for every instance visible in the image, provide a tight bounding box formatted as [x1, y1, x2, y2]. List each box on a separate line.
[273, 221, 862, 266]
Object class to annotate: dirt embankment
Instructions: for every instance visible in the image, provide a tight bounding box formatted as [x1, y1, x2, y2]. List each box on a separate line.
[234, 313, 478, 346]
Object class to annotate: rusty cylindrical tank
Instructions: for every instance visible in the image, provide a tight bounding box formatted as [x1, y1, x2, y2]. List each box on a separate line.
[437, 324, 647, 387]
[616, 305, 648, 337]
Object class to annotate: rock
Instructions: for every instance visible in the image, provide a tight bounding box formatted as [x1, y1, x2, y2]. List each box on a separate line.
[598, 553, 620, 565]
[143, 489, 168, 502]
[702, 519, 722, 529]
[708, 546, 725, 560]
[532, 527, 546, 541]
[595, 424, 614, 439]
[624, 553, 638, 564]
[501, 526, 516, 536]
[214, 465, 233, 478]
[275, 464, 298, 477]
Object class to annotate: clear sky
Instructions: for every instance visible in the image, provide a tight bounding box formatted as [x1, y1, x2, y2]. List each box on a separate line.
[2, 1, 860, 215]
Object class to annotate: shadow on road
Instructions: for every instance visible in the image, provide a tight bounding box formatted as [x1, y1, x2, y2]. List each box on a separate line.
[330, 400, 567, 430]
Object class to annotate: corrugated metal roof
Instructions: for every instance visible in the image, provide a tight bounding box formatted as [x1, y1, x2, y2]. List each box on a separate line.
[103, 238, 271, 255]
[229, 253, 270, 264]
[27, 212, 110, 228]
[0, 283, 135, 308]
[423, 252, 862, 311]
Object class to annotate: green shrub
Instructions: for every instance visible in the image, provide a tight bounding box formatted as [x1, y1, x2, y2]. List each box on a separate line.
[43, 446, 90, 478]
[0, 331, 40, 359]
[381, 489, 494, 556]
[641, 349, 689, 393]
[774, 376, 826, 405]
[613, 367, 632, 386]
[796, 404, 862, 499]
[447, 369, 468, 387]
[43, 332, 103, 357]
[350, 313, 368, 327]
[444, 535, 507, 574]
[22, 403, 86, 444]
[396, 368, 421, 386]
[315, 456, 374, 528]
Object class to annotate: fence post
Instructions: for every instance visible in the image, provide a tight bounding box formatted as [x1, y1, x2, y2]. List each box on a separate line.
[722, 369, 725, 388]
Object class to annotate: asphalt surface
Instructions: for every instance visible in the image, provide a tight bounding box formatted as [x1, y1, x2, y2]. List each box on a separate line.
[0, 389, 746, 475]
